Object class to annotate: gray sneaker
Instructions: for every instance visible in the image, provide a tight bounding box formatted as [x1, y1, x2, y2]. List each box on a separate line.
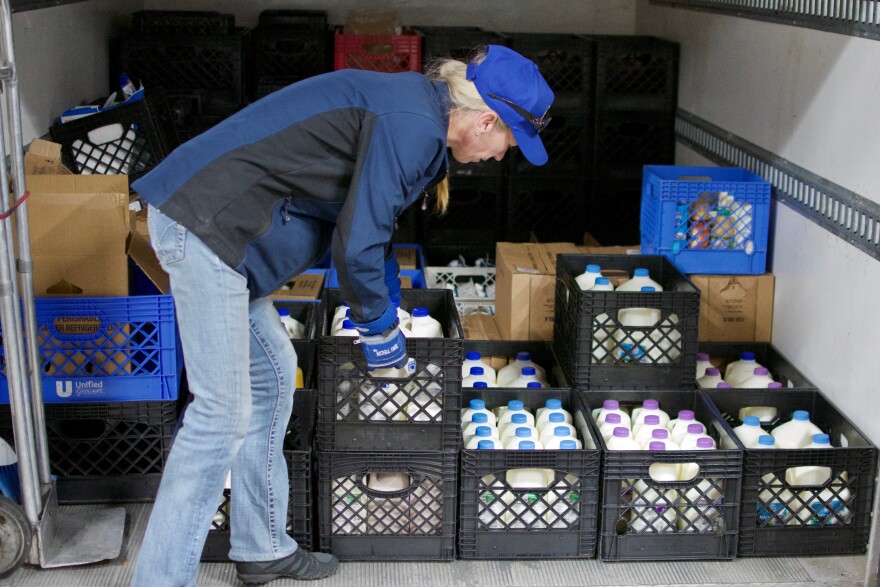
[236, 549, 340, 584]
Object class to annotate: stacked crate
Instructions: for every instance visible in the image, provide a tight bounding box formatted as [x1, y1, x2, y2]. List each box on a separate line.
[114, 10, 250, 141]
[505, 34, 595, 244]
[585, 36, 679, 245]
[457, 341, 601, 559]
[316, 289, 462, 560]
[201, 300, 320, 560]
[252, 10, 329, 99]
[0, 295, 181, 503]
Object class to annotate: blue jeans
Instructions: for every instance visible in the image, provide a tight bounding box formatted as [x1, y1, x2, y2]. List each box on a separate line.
[131, 206, 298, 587]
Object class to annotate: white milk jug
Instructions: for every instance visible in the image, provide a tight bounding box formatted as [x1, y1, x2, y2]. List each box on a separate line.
[722, 415, 765, 449]
[497, 352, 547, 387]
[632, 398, 670, 430]
[738, 367, 777, 388]
[463, 351, 496, 384]
[771, 410, 824, 449]
[753, 435, 795, 526]
[408, 307, 443, 338]
[606, 427, 642, 450]
[667, 409, 697, 433]
[465, 426, 499, 449]
[784, 433, 832, 487]
[593, 399, 632, 429]
[544, 429, 583, 450]
[616, 267, 663, 292]
[612, 285, 661, 363]
[501, 425, 540, 445]
[575, 263, 603, 291]
[672, 421, 706, 446]
[461, 399, 496, 427]
[537, 412, 568, 435]
[631, 443, 679, 533]
[696, 367, 723, 389]
[633, 415, 667, 447]
[535, 398, 572, 426]
[677, 437, 722, 532]
[335, 319, 359, 337]
[589, 277, 616, 364]
[640, 428, 679, 450]
[598, 413, 626, 441]
[738, 406, 779, 423]
[462, 413, 495, 440]
[539, 423, 577, 446]
[695, 352, 713, 379]
[277, 308, 305, 339]
[510, 366, 543, 388]
[725, 351, 764, 387]
[463, 366, 496, 388]
[498, 413, 530, 439]
[497, 400, 536, 428]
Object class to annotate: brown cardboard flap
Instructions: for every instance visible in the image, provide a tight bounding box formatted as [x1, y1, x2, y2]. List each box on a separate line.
[24, 139, 72, 175]
[129, 231, 170, 294]
[31, 255, 129, 297]
[692, 274, 775, 342]
[271, 273, 324, 300]
[461, 314, 502, 340]
[395, 246, 418, 270]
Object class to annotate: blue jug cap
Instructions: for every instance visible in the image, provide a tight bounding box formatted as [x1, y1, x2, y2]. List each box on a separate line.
[595, 277, 610, 286]
[741, 351, 756, 361]
[515, 427, 531, 437]
[471, 413, 488, 423]
[508, 400, 524, 411]
[469, 366, 485, 376]
[473, 382, 488, 388]
[475, 426, 492, 437]
[743, 416, 761, 427]
[515, 352, 531, 361]
[554, 426, 570, 436]
[511, 413, 527, 424]
[634, 268, 649, 277]
[521, 366, 536, 376]
[526, 382, 542, 388]
[477, 440, 496, 450]
[518, 440, 536, 450]
[276, 307, 291, 317]
[559, 440, 577, 450]
[549, 413, 565, 423]
[469, 399, 485, 410]
[341, 319, 355, 329]
[758, 435, 775, 446]
[793, 410, 810, 421]
[411, 307, 429, 318]
[545, 398, 562, 410]
[813, 433, 830, 445]
[641, 286, 655, 292]
[586, 264, 601, 273]
[466, 351, 481, 361]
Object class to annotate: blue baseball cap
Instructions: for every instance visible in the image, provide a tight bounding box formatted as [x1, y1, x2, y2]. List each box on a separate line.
[466, 45, 554, 166]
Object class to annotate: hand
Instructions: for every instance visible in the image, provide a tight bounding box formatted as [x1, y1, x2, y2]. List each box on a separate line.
[351, 303, 407, 369]
[357, 322, 407, 369]
[384, 254, 402, 308]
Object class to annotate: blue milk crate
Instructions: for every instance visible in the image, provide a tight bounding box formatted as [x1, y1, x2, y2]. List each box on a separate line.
[0, 296, 179, 404]
[640, 166, 771, 275]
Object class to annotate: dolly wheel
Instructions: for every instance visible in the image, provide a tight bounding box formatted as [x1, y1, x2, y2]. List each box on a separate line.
[0, 495, 31, 578]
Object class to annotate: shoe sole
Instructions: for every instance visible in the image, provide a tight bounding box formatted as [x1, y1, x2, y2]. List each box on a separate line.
[238, 568, 338, 585]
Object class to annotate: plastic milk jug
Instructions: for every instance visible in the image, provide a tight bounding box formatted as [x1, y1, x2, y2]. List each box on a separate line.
[612, 285, 661, 362]
[633, 415, 667, 447]
[539, 423, 577, 445]
[668, 409, 697, 433]
[537, 412, 568, 435]
[462, 414, 496, 441]
[501, 425, 539, 445]
[394, 300, 412, 332]
[632, 398, 670, 429]
[546, 472, 581, 527]
[535, 398, 572, 426]
[738, 367, 777, 388]
[463, 366, 496, 388]
[722, 415, 765, 449]
[497, 400, 536, 428]
[367, 473, 410, 534]
[331, 304, 350, 334]
[592, 399, 632, 429]
[640, 428, 679, 450]
[476, 438, 502, 450]
[606, 427, 642, 450]
[277, 308, 305, 339]
[738, 406, 779, 423]
[504, 467, 552, 529]
[598, 413, 626, 441]
[696, 367, 724, 389]
[510, 366, 543, 388]
[575, 263, 603, 291]
[615, 267, 663, 293]
[677, 437, 722, 532]
[463, 351, 496, 384]
[498, 413, 530, 439]
[676, 423, 710, 448]
[725, 351, 764, 387]
[785, 433, 832, 487]
[695, 352, 713, 379]
[504, 437, 544, 450]
[544, 428, 583, 449]
[465, 426, 499, 449]
[771, 410, 824, 449]
[461, 399, 496, 427]
[407, 307, 443, 338]
[589, 277, 616, 364]
[335, 319, 359, 337]
[497, 352, 547, 387]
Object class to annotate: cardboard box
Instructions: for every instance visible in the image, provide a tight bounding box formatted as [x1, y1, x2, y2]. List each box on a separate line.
[271, 272, 324, 301]
[24, 138, 72, 176]
[495, 242, 579, 341]
[461, 314, 502, 341]
[395, 245, 419, 270]
[690, 274, 775, 342]
[26, 174, 131, 296]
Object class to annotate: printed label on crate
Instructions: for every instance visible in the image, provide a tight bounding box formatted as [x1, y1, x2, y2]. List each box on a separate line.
[53, 316, 101, 335]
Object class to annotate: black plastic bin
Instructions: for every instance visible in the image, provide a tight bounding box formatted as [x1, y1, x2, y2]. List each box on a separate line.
[583, 390, 743, 561]
[49, 89, 180, 181]
[458, 388, 600, 559]
[317, 289, 463, 452]
[0, 400, 177, 503]
[702, 388, 877, 556]
[202, 387, 318, 561]
[509, 108, 592, 179]
[554, 254, 700, 389]
[317, 450, 457, 560]
[462, 340, 567, 389]
[130, 10, 235, 36]
[589, 35, 679, 113]
[506, 174, 589, 244]
[420, 174, 506, 248]
[253, 10, 329, 84]
[506, 33, 594, 111]
[698, 342, 816, 390]
[591, 110, 675, 183]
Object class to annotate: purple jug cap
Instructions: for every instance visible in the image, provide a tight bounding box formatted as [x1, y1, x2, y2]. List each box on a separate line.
[652, 428, 669, 439]
[644, 414, 660, 425]
[603, 399, 619, 410]
[643, 399, 659, 410]
[705, 367, 720, 377]
[648, 441, 666, 451]
[696, 352, 710, 361]
[605, 413, 621, 424]
[717, 382, 733, 388]
[768, 382, 783, 388]
[696, 437, 715, 449]
[754, 367, 769, 376]
[613, 427, 630, 438]
[678, 410, 695, 421]
[687, 423, 704, 434]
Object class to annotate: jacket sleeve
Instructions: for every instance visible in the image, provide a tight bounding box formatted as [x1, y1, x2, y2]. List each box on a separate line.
[332, 113, 445, 324]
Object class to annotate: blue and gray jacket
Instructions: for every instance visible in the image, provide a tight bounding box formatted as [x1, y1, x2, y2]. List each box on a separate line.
[132, 69, 450, 325]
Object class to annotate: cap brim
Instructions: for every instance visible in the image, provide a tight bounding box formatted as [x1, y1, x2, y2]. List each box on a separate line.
[512, 128, 548, 166]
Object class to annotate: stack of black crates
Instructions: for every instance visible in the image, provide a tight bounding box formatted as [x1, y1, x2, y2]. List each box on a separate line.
[251, 10, 330, 99]
[585, 36, 679, 245]
[315, 289, 462, 560]
[201, 300, 321, 561]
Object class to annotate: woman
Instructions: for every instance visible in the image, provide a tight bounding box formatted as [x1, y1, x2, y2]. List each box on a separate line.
[130, 44, 553, 587]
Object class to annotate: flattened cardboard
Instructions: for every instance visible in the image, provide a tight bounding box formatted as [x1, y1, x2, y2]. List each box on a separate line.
[395, 246, 419, 270]
[691, 273, 775, 342]
[271, 272, 324, 301]
[461, 313, 502, 341]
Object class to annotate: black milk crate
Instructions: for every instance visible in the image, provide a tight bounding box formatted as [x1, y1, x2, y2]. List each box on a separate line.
[202, 387, 317, 561]
[587, 178, 642, 246]
[0, 400, 177, 503]
[554, 254, 700, 389]
[592, 110, 675, 183]
[589, 35, 679, 113]
[506, 33, 594, 110]
[420, 174, 506, 247]
[131, 10, 235, 36]
[702, 388, 877, 556]
[506, 175, 589, 243]
[318, 450, 457, 560]
[176, 114, 226, 143]
[317, 289, 463, 452]
[254, 10, 329, 83]
[699, 342, 816, 390]
[419, 26, 510, 62]
[509, 108, 592, 178]
[116, 29, 249, 115]
[462, 340, 569, 390]
[49, 90, 179, 181]
[449, 154, 507, 178]
[584, 390, 743, 561]
[459, 388, 600, 559]
[273, 299, 320, 342]
[255, 77, 294, 99]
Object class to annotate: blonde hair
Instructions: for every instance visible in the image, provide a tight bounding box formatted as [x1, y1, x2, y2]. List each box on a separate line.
[425, 47, 507, 216]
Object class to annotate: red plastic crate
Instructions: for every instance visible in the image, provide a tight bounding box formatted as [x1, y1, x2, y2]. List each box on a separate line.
[334, 33, 421, 73]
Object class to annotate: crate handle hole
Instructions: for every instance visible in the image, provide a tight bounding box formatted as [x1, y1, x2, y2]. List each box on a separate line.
[87, 123, 127, 146]
[363, 42, 393, 55]
[59, 418, 107, 440]
[357, 472, 422, 498]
